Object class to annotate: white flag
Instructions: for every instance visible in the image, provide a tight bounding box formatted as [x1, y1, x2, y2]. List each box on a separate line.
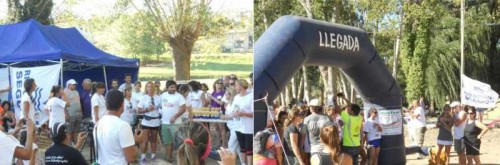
[461, 75, 499, 108]
[10, 64, 61, 127]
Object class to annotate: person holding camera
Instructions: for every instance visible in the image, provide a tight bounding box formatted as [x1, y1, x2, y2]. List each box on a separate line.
[44, 122, 87, 165]
[137, 81, 161, 164]
[94, 89, 142, 165]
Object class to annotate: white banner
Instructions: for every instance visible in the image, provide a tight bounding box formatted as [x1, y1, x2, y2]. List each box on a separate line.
[461, 75, 499, 108]
[10, 64, 61, 127]
[0, 67, 9, 102]
[378, 109, 403, 136]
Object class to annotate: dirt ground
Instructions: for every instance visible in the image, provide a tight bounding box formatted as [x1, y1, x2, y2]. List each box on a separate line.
[405, 120, 500, 165]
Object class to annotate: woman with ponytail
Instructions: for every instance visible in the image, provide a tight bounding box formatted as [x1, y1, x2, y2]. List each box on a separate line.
[21, 79, 37, 120]
[283, 109, 306, 165]
[310, 125, 352, 165]
[90, 82, 106, 123]
[44, 86, 70, 129]
[175, 122, 211, 165]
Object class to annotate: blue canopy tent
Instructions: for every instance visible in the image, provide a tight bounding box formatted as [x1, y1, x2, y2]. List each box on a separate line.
[0, 19, 140, 91]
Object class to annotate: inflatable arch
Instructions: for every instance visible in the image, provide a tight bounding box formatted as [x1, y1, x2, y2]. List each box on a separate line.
[254, 16, 405, 164]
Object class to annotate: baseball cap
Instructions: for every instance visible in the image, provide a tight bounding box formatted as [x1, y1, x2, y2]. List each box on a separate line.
[309, 98, 320, 107]
[450, 101, 461, 108]
[66, 79, 78, 86]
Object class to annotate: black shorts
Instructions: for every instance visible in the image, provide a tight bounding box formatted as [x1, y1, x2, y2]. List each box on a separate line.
[236, 131, 253, 155]
[141, 125, 160, 130]
[465, 139, 481, 156]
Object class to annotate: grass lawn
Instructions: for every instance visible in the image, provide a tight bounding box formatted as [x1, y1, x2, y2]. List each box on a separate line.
[139, 53, 253, 81]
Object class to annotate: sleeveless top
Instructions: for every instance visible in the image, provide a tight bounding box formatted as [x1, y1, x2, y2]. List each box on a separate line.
[437, 116, 453, 141]
[464, 120, 481, 144]
[341, 111, 362, 147]
[315, 152, 345, 165]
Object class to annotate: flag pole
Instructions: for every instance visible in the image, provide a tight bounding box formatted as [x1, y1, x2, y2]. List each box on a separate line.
[460, 0, 465, 101]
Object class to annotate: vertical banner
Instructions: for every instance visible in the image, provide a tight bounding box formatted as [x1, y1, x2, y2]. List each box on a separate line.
[10, 64, 61, 127]
[461, 75, 499, 108]
[0, 67, 9, 102]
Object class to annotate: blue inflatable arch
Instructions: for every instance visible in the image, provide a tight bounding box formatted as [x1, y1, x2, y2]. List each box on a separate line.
[254, 16, 405, 164]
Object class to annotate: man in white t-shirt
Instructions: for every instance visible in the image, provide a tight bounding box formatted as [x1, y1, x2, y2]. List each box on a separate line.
[409, 100, 427, 159]
[94, 89, 142, 165]
[451, 101, 467, 165]
[0, 119, 35, 165]
[160, 80, 186, 161]
[118, 74, 134, 92]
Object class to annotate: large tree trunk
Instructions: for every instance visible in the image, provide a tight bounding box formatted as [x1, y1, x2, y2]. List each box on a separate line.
[298, 75, 304, 101]
[319, 66, 329, 99]
[291, 75, 297, 99]
[171, 39, 192, 80]
[302, 66, 310, 103]
[285, 84, 291, 107]
[393, 0, 404, 78]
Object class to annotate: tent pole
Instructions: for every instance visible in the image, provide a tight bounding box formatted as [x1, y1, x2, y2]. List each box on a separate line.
[103, 66, 108, 92]
[60, 59, 64, 87]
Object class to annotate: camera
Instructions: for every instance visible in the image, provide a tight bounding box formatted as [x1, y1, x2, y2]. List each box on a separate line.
[80, 120, 94, 133]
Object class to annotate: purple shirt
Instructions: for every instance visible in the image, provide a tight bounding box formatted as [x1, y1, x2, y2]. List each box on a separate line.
[210, 90, 225, 108]
[80, 89, 92, 118]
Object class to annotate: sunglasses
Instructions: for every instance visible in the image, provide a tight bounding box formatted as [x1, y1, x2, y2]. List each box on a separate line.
[216, 82, 223, 84]
[468, 113, 475, 115]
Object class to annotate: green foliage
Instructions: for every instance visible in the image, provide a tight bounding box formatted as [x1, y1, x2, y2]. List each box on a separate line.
[117, 12, 166, 60]
[7, 0, 53, 25]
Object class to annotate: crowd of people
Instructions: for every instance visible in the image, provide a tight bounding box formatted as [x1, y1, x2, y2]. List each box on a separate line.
[255, 93, 490, 165]
[0, 72, 254, 165]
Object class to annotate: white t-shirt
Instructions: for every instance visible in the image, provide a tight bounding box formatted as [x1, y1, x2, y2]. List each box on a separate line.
[120, 98, 137, 124]
[0, 132, 22, 165]
[160, 92, 186, 125]
[20, 92, 35, 120]
[453, 111, 467, 139]
[94, 115, 135, 165]
[410, 107, 426, 128]
[138, 95, 161, 127]
[91, 94, 107, 123]
[233, 93, 253, 134]
[21, 143, 38, 165]
[45, 97, 67, 129]
[364, 118, 382, 141]
[224, 102, 240, 130]
[118, 83, 133, 92]
[132, 91, 144, 106]
[188, 90, 203, 109]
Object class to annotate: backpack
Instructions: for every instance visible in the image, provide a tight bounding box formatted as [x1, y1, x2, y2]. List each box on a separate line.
[253, 128, 276, 158]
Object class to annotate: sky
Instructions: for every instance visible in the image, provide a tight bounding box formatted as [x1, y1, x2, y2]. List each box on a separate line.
[0, 0, 253, 20]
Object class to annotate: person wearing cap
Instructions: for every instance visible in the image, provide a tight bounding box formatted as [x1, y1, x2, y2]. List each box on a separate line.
[303, 98, 334, 156]
[44, 122, 87, 165]
[94, 89, 142, 164]
[451, 101, 467, 165]
[64, 79, 83, 145]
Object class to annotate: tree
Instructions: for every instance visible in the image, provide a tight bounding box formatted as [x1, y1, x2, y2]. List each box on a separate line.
[124, 0, 211, 80]
[118, 12, 166, 62]
[7, 0, 53, 25]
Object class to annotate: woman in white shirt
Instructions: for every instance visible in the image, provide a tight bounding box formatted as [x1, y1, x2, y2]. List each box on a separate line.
[137, 81, 161, 163]
[121, 87, 137, 132]
[21, 79, 37, 121]
[221, 87, 245, 164]
[132, 81, 144, 106]
[233, 79, 254, 165]
[364, 108, 382, 165]
[91, 82, 106, 123]
[44, 86, 70, 129]
[187, 81, 205, 109]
